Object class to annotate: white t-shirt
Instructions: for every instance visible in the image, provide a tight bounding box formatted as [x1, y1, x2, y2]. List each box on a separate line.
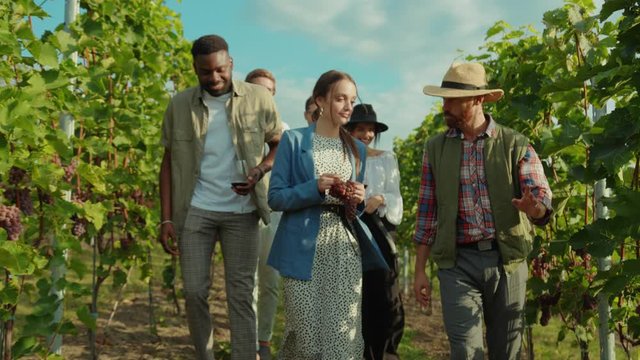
[190, 91, 256, 213]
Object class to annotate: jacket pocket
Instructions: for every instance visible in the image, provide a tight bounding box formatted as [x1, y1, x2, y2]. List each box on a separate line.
[238, 116, 263, 154]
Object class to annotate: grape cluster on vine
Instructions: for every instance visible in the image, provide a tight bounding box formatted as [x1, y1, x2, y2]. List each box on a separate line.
[573, 249, 594, 282]
[531, 249, 550, 279]
[538, 291, 560, 326]
[329, 179, 357, 222]
[63, 159, 78, 183]
[3, 166, 34, 215]
[73, 188, 91, 203]
[4, 188, 34, 215]
[8, 167, 27, 185]
[71, 215, 88, 237]
[0, 205, 23, 240]
[120, 232, 135, 250]
[582, 293, 597, 311]
[37, 188, 54, 205]
[131, 189, 145, 205]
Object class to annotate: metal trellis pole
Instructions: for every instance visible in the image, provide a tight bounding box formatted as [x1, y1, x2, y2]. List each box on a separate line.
[48, 0, 79, 355]
[593, 104, 615, 360]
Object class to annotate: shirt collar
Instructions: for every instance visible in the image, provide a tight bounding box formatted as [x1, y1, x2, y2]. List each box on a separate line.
[445, 113, 497, 139]
[192, 79, 244, 105]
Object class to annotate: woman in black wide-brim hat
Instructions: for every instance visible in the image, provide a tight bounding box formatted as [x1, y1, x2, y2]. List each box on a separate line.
[345, 103, 405, 360]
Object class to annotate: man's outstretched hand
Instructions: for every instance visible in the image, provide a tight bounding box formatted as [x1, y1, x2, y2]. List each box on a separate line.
[511, 185, 546, 219]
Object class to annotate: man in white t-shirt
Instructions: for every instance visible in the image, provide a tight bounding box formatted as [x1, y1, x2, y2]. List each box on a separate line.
[159, 35, 282, 360]
[244, 68, 288, 360]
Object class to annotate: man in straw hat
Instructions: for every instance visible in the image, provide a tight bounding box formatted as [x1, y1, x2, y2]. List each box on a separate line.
[413, 62, 552, 359]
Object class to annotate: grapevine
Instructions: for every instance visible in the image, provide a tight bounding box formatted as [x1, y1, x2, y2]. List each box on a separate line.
[0, 0, 194, 357]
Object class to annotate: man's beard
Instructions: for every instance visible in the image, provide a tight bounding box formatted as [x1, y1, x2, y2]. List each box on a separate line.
[444, 112, 462, 128]
[202, 79, 231, 97]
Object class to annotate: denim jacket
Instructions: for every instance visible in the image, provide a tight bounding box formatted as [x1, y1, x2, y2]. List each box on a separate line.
[267, 124, 388, 280]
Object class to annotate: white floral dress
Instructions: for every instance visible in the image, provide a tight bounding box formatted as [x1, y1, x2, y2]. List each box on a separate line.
[279, 135, 364, 360]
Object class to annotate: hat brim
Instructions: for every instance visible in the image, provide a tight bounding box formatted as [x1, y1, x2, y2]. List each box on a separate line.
[422, 85, 504, 102]
[374, 122, 388, 133]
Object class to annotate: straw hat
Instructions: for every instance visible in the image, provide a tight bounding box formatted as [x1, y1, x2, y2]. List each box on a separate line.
[345, 104, 388, 133]
[423, 62, 503, 102]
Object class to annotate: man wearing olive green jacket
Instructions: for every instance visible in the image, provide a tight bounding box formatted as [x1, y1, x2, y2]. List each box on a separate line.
[413, 62, 552, 360]
[158, 34, 281, 360]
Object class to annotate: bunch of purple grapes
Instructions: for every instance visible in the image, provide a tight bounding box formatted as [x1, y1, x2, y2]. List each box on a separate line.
[538, 291, 560, 326]
[63, 159, 77, 183]
[573, 249, 594, 282]
[8, 167, 27, 185]
[131, 189, 145, 205]
[531, 249, 550, 279]
[71, 215, 88, 237]
[329, 179, 357, 222]
[73, 188, 91, 203]
[582, 293, 597, 311]
[37, 188, 54, 205]
[4, 188, 34, 215]
[4, 166, 34, 215]
[120, 232, 135, 250]
[0, 205, 23, 240]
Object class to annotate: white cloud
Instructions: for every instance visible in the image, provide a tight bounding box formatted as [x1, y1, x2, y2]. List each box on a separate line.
[248, 0, 582, 150]
[271, 76, 319, 129]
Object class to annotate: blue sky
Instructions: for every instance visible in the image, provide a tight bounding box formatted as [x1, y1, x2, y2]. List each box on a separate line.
[34, 0, 604, 150]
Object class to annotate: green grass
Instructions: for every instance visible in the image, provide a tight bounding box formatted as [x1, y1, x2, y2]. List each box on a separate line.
[398, 328, 432, 359]
[526, 318, 639, 359]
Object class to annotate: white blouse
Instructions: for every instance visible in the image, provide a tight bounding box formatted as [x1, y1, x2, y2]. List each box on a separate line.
[363, 150, 403, 225]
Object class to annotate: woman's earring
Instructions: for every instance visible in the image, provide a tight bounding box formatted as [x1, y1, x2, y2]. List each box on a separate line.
[319, 107, 324, 118]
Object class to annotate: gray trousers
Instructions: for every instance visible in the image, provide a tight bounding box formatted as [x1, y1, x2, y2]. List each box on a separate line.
[438, 247, 527, 360]
[253, 211, 281, 344]
[179, 206, 260, 360]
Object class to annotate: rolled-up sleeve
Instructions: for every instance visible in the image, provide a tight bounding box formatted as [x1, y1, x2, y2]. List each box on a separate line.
[377, 152, 403, 225]
[161, 98, 174, 149]
[413, 149, 438, 245]
[519, 144, 553, 226]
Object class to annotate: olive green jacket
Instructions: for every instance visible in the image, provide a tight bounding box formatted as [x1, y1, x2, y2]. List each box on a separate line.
[426, 123, 534, 271]
[161, 80, 282, 234]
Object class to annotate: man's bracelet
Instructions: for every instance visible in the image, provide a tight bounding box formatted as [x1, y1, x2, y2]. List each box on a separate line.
[160, 220, 173, 227]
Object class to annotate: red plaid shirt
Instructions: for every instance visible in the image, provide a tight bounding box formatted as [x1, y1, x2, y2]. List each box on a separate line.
[413, 117, 552, 246]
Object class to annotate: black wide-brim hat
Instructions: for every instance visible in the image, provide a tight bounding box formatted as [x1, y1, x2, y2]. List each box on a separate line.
[345, 103, 388, 133]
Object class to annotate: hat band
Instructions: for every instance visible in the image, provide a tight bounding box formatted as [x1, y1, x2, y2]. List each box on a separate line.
[351, 114, 377, 123]
[441, 81, 487, 90]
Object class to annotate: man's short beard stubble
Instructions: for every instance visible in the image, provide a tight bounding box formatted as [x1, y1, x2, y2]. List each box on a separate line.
[444, 112, 462, 129]
[203, 81, 231, 97]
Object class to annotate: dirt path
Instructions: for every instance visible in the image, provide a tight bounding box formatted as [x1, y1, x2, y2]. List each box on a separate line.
[42, 265, 450, 359]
